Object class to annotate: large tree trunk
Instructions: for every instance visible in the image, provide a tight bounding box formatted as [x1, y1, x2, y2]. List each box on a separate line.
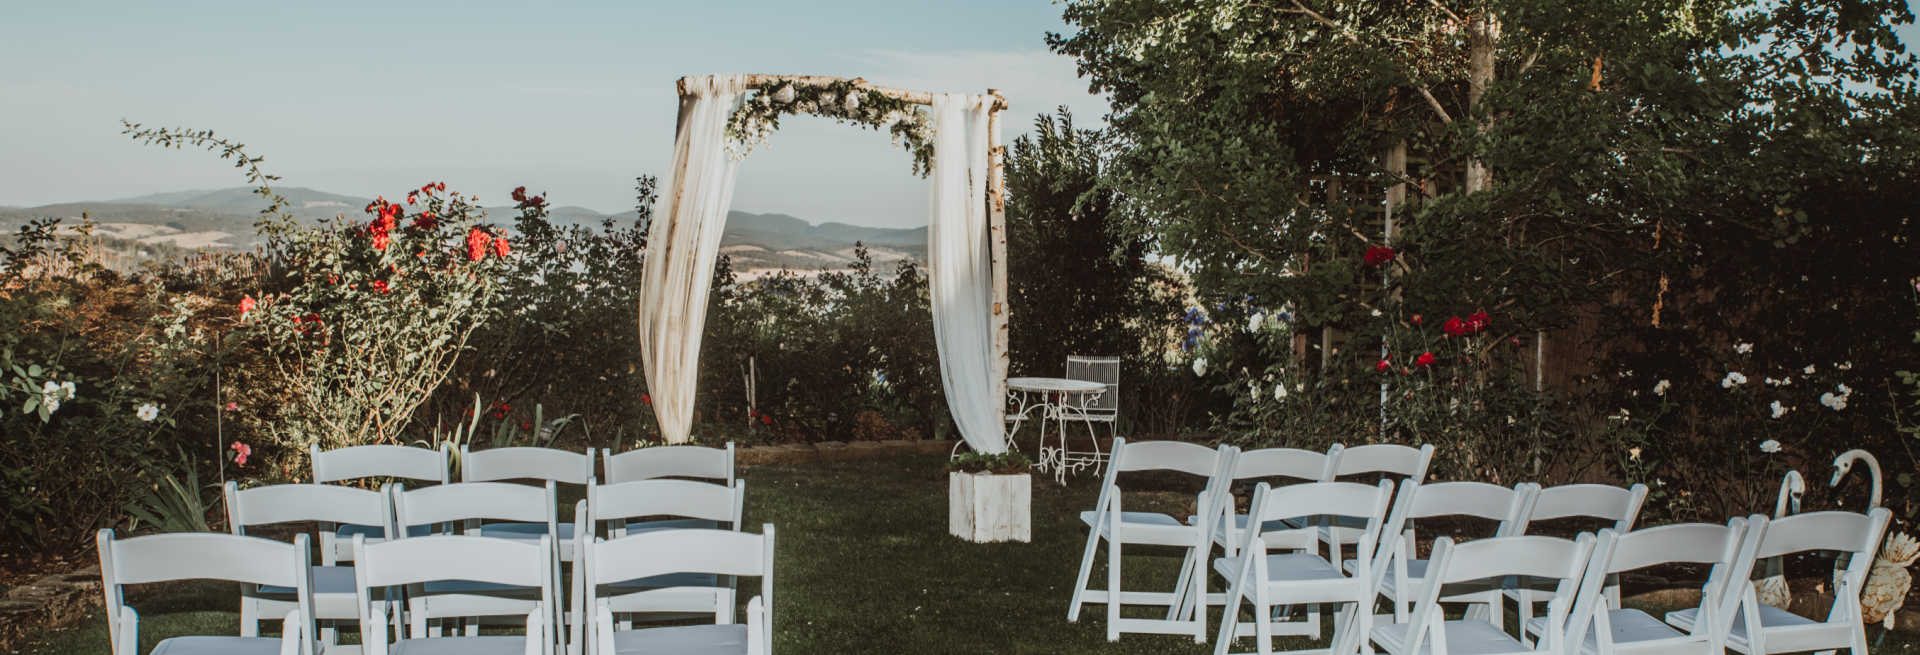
[1465, 10, 1499, 193]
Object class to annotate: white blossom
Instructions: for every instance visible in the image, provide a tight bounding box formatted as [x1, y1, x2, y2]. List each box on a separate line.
[1836, 383, 1852, 395]
[1369, 308, 1382, 317]
[1735, 342, 1753, 354]
[1820, 392, 1849, 411]
[1653, 380, 1670, 396]
[135, 403, 160, 422]
[1720, 371, 1748, 389]
[842, 92, 860, 112]
[1609, 408, 1631, 421]
[1770, 400, 1789, 419]
[1247, 313, 1263, 333]
[1275, 384, 1288, 400]
[1629, 447, 1642, 461]
[771, 85, 796, 104]
[59, 381, 76, 399]
[1759, 439, 1782, 454]
[1837, 361, 1853, 370]
[1804, 364, 1816, 375]
[1192, 357, 1208, 377]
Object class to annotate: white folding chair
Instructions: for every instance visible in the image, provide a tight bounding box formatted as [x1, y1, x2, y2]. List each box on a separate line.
[1370, 534, 1597, 655]
[1526, 518, 1761, 655]
[226, 481, 394, 646]
[310, 444, 450, 548]
[1665, 508, 1893, 655]
[97, 529, 317, 655]
[584, 527, 774, 655]
[353, 533, 554, 655]
[1180, 444, 1344, 637]
[392, 481, 560, 643]
[1294, 443, 1433, 564]
[1211, 479, 1395, 655]
[601, 443, 735, 486]
[1068, 438, 1231, 641]
[1506, 483, 1650, 636]
[1356, 481, 1539, 627]
[569, 479, 749, 651]
[462, 446, 595, 561]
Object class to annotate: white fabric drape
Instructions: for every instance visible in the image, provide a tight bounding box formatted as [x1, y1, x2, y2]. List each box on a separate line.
[927, 94, 1008, 454]
[638, 74, 747, 444]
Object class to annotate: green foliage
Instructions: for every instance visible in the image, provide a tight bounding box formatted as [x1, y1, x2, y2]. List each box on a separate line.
[124, 451, 213, 534]
[947, 450, 1033, 474]
[728, 79, 936, 175]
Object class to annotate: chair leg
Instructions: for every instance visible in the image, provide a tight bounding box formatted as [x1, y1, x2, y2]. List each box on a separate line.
[1170, 546, 1197, 622]
[1067, 528, 1103, 622]
[1107, 536, 1122, 641]
[239, 599, 259, 637]
[1190, 540, 1208, 643]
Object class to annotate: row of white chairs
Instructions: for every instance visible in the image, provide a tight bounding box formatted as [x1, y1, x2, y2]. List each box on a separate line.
[1068, 439, 1893, 655]
[100, 442, 757, 655]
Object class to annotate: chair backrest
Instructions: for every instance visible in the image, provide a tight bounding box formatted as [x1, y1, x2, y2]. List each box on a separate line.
[588, 478, 745, 531]
[1330, 443, 1433, 482]
[1405, 481, 1537, 529]
[1410, 534, 1596, 655]
[98, 530, 315, 655]
[1230, 445, 1342, 482]
[1749, 507, 1892, 616]
[1522, 483, 1649, 533]
[461, 446, 594, 485]
[601, 443, 735, 485]
[1110, 439, 1225, 478]
[1248, 480, 1394, 557]
[1564, 519, 1757, 651]
[393, 481, 557, 531]
[353, 534, 553, 646]
[1065, 355, 1120, 413]
[311, 444, 450, 485]
[226, 481, 393, 564]
[584, 526, 774, 622]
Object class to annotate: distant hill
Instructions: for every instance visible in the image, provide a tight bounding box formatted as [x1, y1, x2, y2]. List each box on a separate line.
[2, 187, 927, 277]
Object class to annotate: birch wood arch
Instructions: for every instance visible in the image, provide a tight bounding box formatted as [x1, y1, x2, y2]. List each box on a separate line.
[638, 73, 1013, 453]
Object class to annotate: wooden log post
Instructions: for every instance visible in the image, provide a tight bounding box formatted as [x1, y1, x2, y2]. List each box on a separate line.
[986, 89, 1011, 439]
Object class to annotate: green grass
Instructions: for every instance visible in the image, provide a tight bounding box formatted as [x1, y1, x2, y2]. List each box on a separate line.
[20, 454, 1920, 654]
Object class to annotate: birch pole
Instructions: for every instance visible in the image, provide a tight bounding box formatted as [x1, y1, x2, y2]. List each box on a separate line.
[986, 89, 1011, 432]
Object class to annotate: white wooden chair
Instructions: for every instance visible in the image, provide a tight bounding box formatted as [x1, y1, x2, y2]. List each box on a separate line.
[1355, 481, 1539, 627]
[1181, 444, 1344, 637]
[1506, 483, 1650, 638]
[601, 443, 735, 486]
[1369, 534, 1596, 655]
[352, 533, 553, 655]
[1664, 508, 1893, 655]
[97, 529, 317, 655]
[570, 478, 749, 650]
[1068, 438, 1231, 641]
[1524, 518, 1761, 655]
[310, 444, 450, 549]
[584, 527, 775, 655]
[226, 481, 394, 646]
[1211, 479, 1396, 655]
[462, 446, 595, 561]
[1293, 444, 1433, 564]
[392, 481, 560, 643]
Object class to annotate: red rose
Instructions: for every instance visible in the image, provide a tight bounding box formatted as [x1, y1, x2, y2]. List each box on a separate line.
[406, 191, 418, 205]
[511, 186, 528, 202]
[1415, 352, 1437, 367]
[1467, 311, 1490, 332]
[238, 295, 256, 315]
[1364, 245, 1396, 267]
[520, 420, 532, 430]
[465, 228, 491, 262]
[492, 236, 511, 257]
[371, 231, 391, 251]
[641, 394, 652, 405]
[760, 414, 772, 425]
[1376, 358, 1391, 372]
[412, 212, 437, 230]
[436, 182, 447, 192]
[527, 195, 545, 208]
[1443, 317, 1468, 337]
[1410, 314, 1423, 326]
[371, 280, 390, 294]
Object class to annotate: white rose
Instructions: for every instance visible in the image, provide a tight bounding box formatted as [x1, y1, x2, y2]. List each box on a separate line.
[1735, 342, 1753, 354]
[1804, 364, 1816, 375]
[135, 403, 160, 422]
[1247, 313, 1263, 333]
[843, 92, 860, 112]
[1759, 439, 1781, 453]
[59, 381, 75, 399]
[1653, 380, 1670, 396]
[1192, 358, 1208, 377]
[1769, 400, 1788, 419]
[771, 85, 796, 104]
[1275, 384, 1288, 400]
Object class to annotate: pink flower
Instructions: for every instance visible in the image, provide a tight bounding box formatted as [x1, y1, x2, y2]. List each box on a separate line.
[230, 441, 252, 467]
[225, 402, 239, 412]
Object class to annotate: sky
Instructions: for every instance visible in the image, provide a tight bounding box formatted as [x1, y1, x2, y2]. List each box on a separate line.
[0, 1, 1110, 228]
[5, 3, 1917, 228]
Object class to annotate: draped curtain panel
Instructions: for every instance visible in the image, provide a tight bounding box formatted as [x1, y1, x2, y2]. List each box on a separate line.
[639, 78, 1006, 454]
[638, 74, 747, 445]
[927, 94, 1008, 454]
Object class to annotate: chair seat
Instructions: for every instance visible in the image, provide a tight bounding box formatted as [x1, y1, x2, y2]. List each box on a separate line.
[1372, 619, 1530, 655]
[479, 521, 576, 558]
[1665, 603, 1817, 650]
[150, 636, 285, 655]
[1194, 513, 1320, 548]
[1079, 510, 1198, 546]
[389, 635, 530, 655]
[608, 624, 749, 655]
[258, 564, 356, 596]
[1214, 553, 1348, 584]
[608, 571, 721, 591]
[1344, 557, 1430, 597]
[1526, 608, 1690, 655]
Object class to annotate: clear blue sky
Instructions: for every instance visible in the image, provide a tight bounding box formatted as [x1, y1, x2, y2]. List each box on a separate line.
[3, 2, 1915, 227]
[0, 0, 1108, 227]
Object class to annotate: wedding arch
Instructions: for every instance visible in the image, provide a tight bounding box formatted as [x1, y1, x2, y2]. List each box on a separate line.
[637, 73, 1013, 453]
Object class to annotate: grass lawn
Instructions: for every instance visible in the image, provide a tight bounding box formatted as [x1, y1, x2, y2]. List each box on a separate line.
[18, 453, 1920, 654]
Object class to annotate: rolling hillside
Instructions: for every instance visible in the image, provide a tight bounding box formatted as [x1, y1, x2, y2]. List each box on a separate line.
[1, 187, 926, 277]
